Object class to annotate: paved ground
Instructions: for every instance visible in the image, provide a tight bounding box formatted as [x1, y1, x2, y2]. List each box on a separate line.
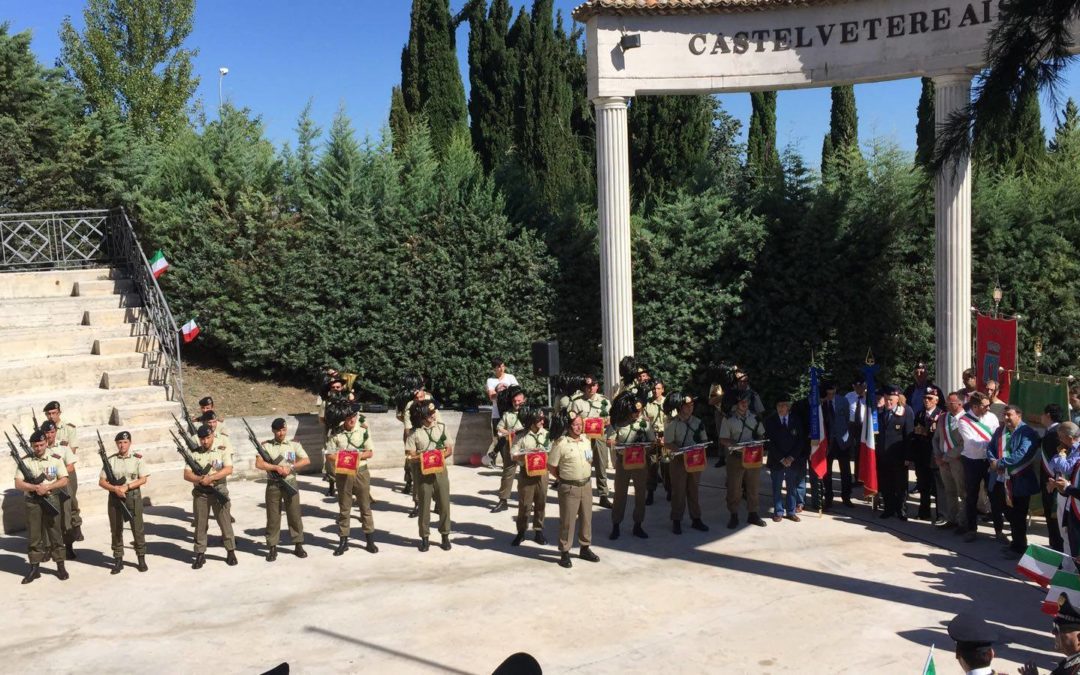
[0, 464, 1059, 674]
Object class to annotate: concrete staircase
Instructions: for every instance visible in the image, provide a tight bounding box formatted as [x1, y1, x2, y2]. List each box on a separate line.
[0, 268, 188, 533]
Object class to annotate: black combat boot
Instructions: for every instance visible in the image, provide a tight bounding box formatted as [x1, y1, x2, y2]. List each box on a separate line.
[633, 524, 649, 539]
[365, 534, 378, 554]
[490, 499, 508, 513]
[609, 524, 620, 540]
[65, 543, 77, 560]
[511, 532, 526, 546]
[579, 546, 600, 563]
[21, 563, 40, 585]
[56, 561, 69, 580]
[333, 537, 348, 556]
[192, 552, 205, 569]
[534, 530, 547, 545]
[225, 550, 238, 566]
[419, 538, 430, 552]
[111, 557, 123, 575]
[265, 546, 277, 562]
[136, 555, 148, 572]
[294, 544, 308, 558]
[559, 552, 572, 568]
[440, 534, 451, 551]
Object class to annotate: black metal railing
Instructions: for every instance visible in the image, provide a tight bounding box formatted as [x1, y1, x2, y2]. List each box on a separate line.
[0, 207, 187, 420]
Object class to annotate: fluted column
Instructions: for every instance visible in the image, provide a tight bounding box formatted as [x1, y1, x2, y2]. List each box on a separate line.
[594, 96, 634, 398]
[933, 72, 974, 396]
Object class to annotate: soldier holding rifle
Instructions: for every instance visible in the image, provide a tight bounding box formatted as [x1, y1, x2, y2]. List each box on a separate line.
[252, 417, 310, 561]
[98, 431, 149, 574]
[11, 430, 70, 584]
[182, 425, 237, 569]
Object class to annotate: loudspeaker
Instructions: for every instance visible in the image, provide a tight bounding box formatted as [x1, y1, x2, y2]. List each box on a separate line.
[531, 340, 560, 377]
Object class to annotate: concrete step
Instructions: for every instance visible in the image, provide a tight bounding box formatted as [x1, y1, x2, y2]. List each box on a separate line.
[0, 325, 148, 361]
[0, 293, 142, 325]
[92, 335, 157, 356]
[73, 419, 181, 448]
[82, 307, 145, 326]
[0, 385, 171, 430]
[101, 368, 151, 389]
[112, 400, 184, 426]
[0, 352, 147, 393]
[0, 268, 116, 299]
[73, 278, 135, 297]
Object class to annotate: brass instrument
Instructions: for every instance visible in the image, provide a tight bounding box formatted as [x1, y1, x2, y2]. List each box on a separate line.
[342, 372, 358, 393]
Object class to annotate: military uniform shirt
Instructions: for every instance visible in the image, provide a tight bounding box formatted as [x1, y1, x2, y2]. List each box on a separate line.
[718, 412, 761, 444]
[400, 396, 437, 429]
[190, 445, 232, 492]
[55, 423, 77, 450]
[405, 422, 450, 455]
[262, 439, 308, 486]
[497, 410, 524, 438]
[570, 394, 610, 422]
[665, 416, 708, 449]
[548, 436, 593, 482]
[49, 443, 76, 467]
[100, 452, 147, 483]
[644, 400, 665, 437]
[325, 428, 372, 469]
[511, 429, 550, 460]
[14, 451, 68, 488]
[608, 419, 657, 447]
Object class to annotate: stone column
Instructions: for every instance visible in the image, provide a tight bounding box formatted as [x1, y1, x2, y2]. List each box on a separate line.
[932, 72, 973, 396]
[594, 96, 634, 398]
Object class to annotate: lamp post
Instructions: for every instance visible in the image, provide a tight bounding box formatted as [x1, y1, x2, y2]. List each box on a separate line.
[992, 285, 1003, 318]
[1035, 338, 1044, 372]
[218, 67, 229, 114]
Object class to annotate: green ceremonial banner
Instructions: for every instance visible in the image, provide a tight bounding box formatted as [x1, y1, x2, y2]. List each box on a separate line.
[1010, 372, 1070, 426]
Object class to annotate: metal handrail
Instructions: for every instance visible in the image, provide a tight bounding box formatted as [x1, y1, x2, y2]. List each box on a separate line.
[106, 207, 188, 421]
[0, 209, 111, 269]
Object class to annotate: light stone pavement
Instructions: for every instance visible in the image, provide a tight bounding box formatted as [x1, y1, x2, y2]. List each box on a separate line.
[0, 464, 1057, 674]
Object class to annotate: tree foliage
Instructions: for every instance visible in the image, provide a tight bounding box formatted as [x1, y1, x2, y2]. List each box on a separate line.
[399, 0, 468, 155]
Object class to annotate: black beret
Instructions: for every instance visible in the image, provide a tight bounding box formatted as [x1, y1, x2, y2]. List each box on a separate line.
[198, 396, 214, 407]
[39, 420, 57, 432]
[884, 385, 902, 396]
[1055, 593, 1080, 633]
[115, 431, 131, 442]
[43, 401, 60, 412]
[196, 424, 213, 438]
[29, 430, 45, 444]
[199, 411, 219, 422]
[271, 418, 287, 431]
[735, 390, 752, 402]
[947, 612, 998, 647]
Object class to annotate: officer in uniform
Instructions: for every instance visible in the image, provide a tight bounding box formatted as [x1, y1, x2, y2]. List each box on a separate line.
[1028, 594, 1080, 675]
[14, 430, 70, 584]
[644, 379, 670, 504]
[397, 374, 434, 514]
[509, 405, 550, 546]
[877, 385, 914, 520]
[608, 392, 654, 540]
[570, 375, 612, 508]
[325, 405, 378, 556]
[98, 431, 148, 574]
[40, 419, 79, 559]
[258, 418, 311, 561]
[186, 424, 237, 569]
[664, 392, 710, 534]
[492, 385, 526, 514]
[548, 411, 599, 568]
[720, 391, 767, 529]
[405, 400, 453, 552]
[947, 612, 1004, 674]
[318, 378, 350, 496]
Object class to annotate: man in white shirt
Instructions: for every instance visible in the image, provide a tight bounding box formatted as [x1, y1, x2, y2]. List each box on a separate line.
[958, 392, 1000, 542]
[485, 358, 519, 435]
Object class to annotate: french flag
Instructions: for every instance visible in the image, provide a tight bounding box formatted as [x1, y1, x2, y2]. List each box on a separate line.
[858, 364, 879, 495]
[809, 367, 829, 480]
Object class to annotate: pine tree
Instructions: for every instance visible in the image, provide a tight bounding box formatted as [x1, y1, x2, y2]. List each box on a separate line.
[915, 78, 935, 171]
[468, 0, 515, 172]
[745, 91, 780, 186]
[627, 95, 713, 210]
[1051, 98, 1080, 153]
[388, 85, 411, 155]
[400, 0, 468, 155]
[59, 0, 198, 138]
[282, 101, 322, 215]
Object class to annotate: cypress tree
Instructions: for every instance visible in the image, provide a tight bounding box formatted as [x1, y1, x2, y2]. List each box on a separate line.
[822, 85, 862, 178]
[745, 91, 780, 185]
[400, 0, 467, 155]
[1011, 86, 1046, 173]
[915, 77, 935, 171]
[628, 95, 713, 209]
[468, 0, 515, 172]
[1051, 98, 1080, 153]
[389, 85, 410, 155]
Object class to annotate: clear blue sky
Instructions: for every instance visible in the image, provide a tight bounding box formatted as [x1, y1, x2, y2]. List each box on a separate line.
[6, 1, 1080, 162]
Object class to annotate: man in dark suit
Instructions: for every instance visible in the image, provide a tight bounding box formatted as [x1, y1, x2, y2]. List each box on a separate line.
[912, 389, 946, 521]
[1043, 403, 1067, 551]
[765, 396, 805, 522]
[820, 381, 853, 509]
[877, 385, 914, 519]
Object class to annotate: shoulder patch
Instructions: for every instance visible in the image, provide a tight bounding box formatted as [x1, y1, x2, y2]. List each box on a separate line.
[51, 453, 62, 459]
[133, 453, 143, 459]
[65, 423, 75, 428]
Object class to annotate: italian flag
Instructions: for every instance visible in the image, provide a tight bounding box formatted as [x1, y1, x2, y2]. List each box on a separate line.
[1044, 569, 1080, 615]
[922, 645, 936, 675]
[181, 319, 200, 344]
[149, 250, 169, 279]
[1017, 544, 1065, 587]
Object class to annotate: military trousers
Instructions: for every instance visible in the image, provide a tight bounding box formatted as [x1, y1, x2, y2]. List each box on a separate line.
[108, 488, 146, 558]
[26, 496, 64, 564]
[516, 470, 548, 533]
[266, 480, 305, 546]
[498, 438, 516, 501]
[725, 451, 761, 515]
[416, 468, 451, 538]
[193, 491, 235, 554]
[591, 439, 610, 497]
[612, 456, 648, 526]
[669, 456, 702, 521]
[62, 469, 81, 543]
[557, 479, 592, 552]
[335, 468, 373, 537]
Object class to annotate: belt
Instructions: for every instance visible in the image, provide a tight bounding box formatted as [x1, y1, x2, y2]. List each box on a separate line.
[561, 477, 590, 487]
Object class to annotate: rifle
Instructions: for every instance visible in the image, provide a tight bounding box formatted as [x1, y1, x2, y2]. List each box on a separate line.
[96, 431, 134, 522]
[172, 413, 200, 452]
[6, 432, 62, 518]
[13, 426, 71, 503]
[242, 418, 299, 498]
[30, 407, 40, 433]
[170, 431, 230, 503]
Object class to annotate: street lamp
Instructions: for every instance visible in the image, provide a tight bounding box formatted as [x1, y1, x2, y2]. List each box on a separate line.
[992, 285, 1003, 318]
[218, 67, 229, 113]
[1035, 338, 1044, 372]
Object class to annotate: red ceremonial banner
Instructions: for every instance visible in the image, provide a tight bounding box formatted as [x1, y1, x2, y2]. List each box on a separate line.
[622, 444, 647, 470]
[741, 444, 764, 469]
[685, 445, 707, 473]
[421, 449, 445, 475]
[583, 417, 605, 440]
[976, 313, 1018, 402]
[334, 450, 359, 475]
[525, 452, 548, 477]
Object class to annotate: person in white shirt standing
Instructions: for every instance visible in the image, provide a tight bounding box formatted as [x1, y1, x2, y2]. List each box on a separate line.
[958, 391, 1000, 543]
[486, 357, 519, 435]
